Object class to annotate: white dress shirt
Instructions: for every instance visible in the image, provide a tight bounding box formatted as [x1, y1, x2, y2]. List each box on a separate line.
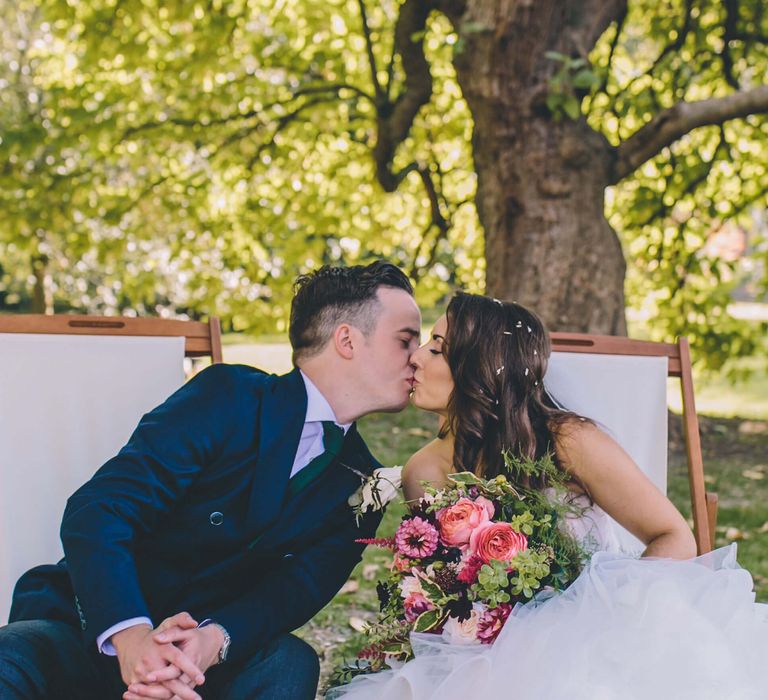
[97, 370, 347, 654]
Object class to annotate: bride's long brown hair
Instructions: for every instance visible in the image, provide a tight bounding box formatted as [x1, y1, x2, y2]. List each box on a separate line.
[439, 292, 588, 486]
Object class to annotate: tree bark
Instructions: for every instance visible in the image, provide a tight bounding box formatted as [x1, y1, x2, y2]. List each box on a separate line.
[443, 0, 628, 334]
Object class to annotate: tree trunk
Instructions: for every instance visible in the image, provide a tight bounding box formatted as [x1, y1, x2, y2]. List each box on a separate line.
[445, 0, 627, 334]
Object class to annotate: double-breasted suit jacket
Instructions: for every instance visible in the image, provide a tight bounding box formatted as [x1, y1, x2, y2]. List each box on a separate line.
[10, 364, 383, 665]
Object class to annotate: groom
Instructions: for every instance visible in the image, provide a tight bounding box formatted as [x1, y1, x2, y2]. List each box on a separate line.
[0, 261, 421, 699]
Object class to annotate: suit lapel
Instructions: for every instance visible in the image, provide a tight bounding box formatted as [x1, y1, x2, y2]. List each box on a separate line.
[244, 368, 307, 535]
[254, 425, 377, 551]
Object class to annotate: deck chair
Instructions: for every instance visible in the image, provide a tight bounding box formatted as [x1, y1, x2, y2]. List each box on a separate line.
[545, 333, 716, 556]
[0, 314, 223, 623]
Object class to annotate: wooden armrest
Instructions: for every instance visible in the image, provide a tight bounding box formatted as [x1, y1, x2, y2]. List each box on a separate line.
[705, 491, 719, 550]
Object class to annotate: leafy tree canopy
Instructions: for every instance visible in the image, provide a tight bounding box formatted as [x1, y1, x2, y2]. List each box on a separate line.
[1, 0, 765, 371]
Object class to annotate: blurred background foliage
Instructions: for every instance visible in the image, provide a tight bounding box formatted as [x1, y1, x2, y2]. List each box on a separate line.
[0, 0, 766, 374]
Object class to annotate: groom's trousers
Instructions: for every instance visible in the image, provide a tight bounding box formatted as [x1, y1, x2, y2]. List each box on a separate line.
[0, 619, 319, 700]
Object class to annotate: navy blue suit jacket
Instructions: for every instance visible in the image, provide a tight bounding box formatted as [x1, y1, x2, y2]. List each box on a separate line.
[10, 364, 383, 664]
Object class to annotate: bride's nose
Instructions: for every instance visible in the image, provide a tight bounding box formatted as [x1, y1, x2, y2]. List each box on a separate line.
[409, 345, 425, 368]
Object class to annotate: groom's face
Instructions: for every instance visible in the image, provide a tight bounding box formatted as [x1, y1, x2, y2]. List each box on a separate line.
[356, 287, 421, 413]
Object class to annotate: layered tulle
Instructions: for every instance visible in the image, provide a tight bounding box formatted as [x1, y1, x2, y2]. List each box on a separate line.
[329, 544, 768, 699]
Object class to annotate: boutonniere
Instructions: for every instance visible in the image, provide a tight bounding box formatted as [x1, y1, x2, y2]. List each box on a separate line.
[348, 465, 403, 525]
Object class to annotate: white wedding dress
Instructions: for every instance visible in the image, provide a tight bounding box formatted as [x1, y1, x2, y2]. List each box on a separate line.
[329, 502, 768, 699]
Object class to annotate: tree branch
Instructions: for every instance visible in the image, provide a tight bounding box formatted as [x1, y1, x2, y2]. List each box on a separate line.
[431, 0, 466, 24]
[612, 85, 768, 183]
[357, 0, 384, 100]
[373, 0, 434, 192]
[244, 96, 338, 169]
[596, 5, 627, 95]
[122, 84, 373, 139]
[408, 163, 450, 281]
[721, 0, 741, 90]
[579, 0, 628, 54]
[730, 31, 768, 44]
[610, 0, 693, 104]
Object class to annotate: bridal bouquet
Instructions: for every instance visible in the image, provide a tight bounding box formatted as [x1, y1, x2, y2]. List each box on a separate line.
[331, 452, 587, 685]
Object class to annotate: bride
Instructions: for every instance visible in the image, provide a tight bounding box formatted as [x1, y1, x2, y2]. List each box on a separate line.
[330, 292, 768, 699]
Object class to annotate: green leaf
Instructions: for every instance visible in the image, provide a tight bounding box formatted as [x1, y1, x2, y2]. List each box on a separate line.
[460, 21, 490, 35]
[563, 96, 581, 120]
[448, 472, 485, 486]
[572, 69, 598, 89]
[545, 51, 568, 63]
[413, 608, 444, 633]
[419, 577, 445, 603]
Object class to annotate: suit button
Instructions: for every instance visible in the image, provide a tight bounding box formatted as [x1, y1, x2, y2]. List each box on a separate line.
[209, 512, 224, 526]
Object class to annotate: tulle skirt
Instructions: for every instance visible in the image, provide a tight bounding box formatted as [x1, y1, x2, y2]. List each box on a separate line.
[328, 545, 768, 699]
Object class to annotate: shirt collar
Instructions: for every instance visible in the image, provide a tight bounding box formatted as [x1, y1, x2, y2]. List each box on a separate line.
[299, 370, 351, 434]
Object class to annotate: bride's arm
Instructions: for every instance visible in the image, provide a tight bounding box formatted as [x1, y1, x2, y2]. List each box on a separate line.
[557, 421, 697, 559]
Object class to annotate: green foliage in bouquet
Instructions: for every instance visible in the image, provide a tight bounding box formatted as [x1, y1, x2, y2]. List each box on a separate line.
[329, 451, 589, 690]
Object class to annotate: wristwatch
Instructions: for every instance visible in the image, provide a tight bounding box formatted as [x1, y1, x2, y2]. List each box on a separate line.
[198, 618, 231, 664]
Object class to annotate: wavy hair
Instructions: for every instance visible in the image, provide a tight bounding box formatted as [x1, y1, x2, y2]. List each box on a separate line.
[440, 292, 589, 488]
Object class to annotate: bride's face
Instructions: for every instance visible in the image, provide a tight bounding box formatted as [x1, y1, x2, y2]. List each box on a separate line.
[409, 315, 454, 415]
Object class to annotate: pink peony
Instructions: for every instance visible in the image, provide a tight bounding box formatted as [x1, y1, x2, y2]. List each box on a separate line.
[477, 603, 512, 644]
[395, 517, 440, 559]
[468, 521, 528, 565]
[436, 497, 495, 548]
[403, 592, 434, 622]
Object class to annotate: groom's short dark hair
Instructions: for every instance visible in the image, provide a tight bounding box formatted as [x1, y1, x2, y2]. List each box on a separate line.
[289, 260, 413, 364]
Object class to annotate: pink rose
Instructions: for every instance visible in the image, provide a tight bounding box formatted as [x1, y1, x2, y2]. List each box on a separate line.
[436, 497, 495, 548]
[468, 521, 528, 565]
[404, 592, 434, 622]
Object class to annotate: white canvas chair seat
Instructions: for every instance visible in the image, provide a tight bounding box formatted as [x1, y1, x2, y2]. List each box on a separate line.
[0, 314, 222, 624]
[546, 333, 715, 557]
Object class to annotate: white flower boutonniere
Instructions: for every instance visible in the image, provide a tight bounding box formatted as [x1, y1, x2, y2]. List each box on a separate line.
[349, 465, 403, 524]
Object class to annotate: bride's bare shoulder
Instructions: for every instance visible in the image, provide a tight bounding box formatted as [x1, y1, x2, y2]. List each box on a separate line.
[402, 439, 453, 502]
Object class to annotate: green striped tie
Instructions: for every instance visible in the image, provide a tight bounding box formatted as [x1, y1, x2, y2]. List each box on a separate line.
[287, 421, 345, 497]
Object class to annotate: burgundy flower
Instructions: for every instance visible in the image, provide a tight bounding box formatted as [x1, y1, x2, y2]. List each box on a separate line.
[457, 553, 485, 584]
[477, 603, 513, 644]
[395, 517, 440, 558]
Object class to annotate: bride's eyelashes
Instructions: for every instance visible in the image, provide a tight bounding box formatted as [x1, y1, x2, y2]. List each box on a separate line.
[429, 349, 442, 356]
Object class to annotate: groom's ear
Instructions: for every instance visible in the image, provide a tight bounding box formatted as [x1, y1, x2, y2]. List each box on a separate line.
[333, 324, 356, 360]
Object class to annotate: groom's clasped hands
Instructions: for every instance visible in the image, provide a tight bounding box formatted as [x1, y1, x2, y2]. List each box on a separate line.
[116, 611, 221, 700]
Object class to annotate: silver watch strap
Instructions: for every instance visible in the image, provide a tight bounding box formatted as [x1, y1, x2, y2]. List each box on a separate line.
[197, 618, 231, 663]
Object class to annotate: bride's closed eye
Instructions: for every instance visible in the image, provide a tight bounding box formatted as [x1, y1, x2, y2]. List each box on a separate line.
[429, 349, 442, 356]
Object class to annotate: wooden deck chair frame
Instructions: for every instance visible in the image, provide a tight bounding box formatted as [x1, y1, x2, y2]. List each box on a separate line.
[0, 314, 223, 364]
[550, 332, 716, 555]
